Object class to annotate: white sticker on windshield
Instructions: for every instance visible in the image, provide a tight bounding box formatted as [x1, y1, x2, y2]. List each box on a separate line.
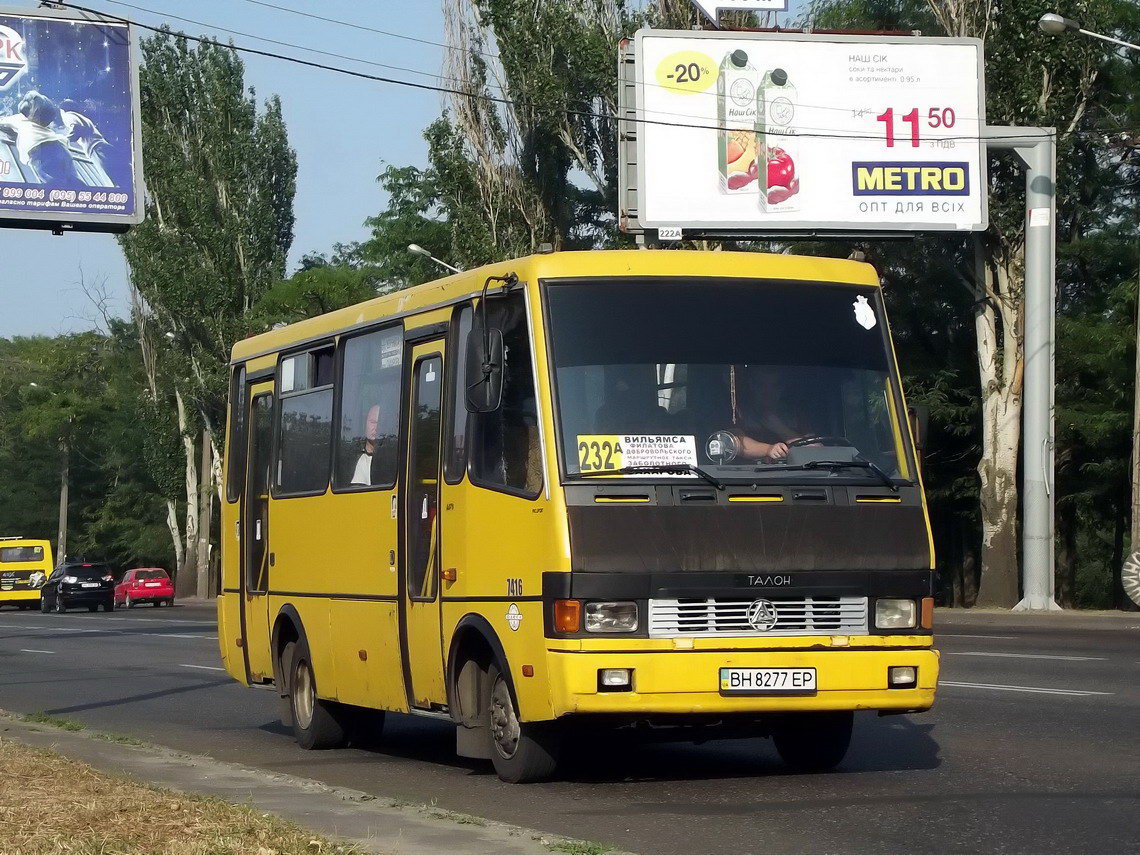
[853, 295, 877, 330]
[577, 434, 697, 473]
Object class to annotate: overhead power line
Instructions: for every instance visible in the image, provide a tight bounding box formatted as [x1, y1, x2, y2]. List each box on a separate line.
[54, 0, 1080, 145]
[236, 0, 500, 60]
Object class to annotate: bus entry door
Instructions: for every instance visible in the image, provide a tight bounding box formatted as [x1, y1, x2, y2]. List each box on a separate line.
[401, 341, 447, 708]
[241, 387, 274, 683]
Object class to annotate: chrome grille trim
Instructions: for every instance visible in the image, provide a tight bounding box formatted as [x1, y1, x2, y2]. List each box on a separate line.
[648, 596, 869, 638]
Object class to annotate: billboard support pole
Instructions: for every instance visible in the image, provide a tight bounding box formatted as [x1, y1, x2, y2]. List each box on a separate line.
[984, 125, 1061, 611]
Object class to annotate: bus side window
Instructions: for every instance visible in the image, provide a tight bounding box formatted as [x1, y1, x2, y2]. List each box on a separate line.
[333, 326, 402, 490]
[226, 365, 247, 503]
[275, 345, 335, 496]
[444, 304, 473, 483]
[468, 293, 541, 497]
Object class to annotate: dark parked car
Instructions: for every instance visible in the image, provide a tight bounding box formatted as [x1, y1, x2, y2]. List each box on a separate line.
[39, 561, 115, 613]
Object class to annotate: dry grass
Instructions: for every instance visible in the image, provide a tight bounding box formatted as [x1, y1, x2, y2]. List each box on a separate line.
[0, 737, 363, 855]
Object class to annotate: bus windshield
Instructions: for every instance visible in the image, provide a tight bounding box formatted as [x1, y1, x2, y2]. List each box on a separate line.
[545, 278, 913, 484]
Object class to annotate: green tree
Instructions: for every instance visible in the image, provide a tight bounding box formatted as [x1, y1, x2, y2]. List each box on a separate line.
[118, 31, 297, 594]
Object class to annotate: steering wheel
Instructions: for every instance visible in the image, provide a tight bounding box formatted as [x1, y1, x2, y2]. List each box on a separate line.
[788, 434, 854, 449]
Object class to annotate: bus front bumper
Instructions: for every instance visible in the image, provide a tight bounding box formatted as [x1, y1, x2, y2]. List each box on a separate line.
[0, 589, 41, 602]
[546, 647, 938, 716]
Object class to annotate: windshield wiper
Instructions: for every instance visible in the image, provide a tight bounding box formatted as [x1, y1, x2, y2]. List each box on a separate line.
[578, 464, 725, 491]
[755, 459, 900, 492]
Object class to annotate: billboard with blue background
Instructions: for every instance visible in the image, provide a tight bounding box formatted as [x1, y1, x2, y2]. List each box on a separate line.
[0, 8, 140, 229]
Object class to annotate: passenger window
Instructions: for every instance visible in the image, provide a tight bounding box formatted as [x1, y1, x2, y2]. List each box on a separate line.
[468, 293, 541, 496]
[275, 345, 335, 495]
[444, 305, 473, 483]
[226, 366, 247, 503]
[334, 326, 402, 489]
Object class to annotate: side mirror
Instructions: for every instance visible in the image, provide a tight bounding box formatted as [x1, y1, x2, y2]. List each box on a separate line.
[465, 327, 505, 413]
[907, 403, 929, 453]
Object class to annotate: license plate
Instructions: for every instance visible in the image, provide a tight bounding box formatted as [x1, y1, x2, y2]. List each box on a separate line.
[719, 667, 817, 694]
[81, 582, 100, 588]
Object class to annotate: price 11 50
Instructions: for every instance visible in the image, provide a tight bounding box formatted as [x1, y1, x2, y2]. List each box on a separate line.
[876, 107, 957, 147]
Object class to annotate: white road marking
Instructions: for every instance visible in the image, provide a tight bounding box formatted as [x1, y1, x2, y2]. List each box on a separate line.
[19, 648, 54, 654]
[945, 651, 1107, 662]
[0, 622, 215, 640]
[178, 663, 225, 671]
[940, 680, 1113, 697]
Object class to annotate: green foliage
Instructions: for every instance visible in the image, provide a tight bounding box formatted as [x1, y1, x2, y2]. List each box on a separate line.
[253, 260, 382, 328]
[118, 31, 297, 435]
[0, 326, 172, 570]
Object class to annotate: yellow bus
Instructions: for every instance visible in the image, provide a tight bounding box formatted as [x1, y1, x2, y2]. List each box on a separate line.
[218, 249, 939, 782]
[0, 537, 54, 609]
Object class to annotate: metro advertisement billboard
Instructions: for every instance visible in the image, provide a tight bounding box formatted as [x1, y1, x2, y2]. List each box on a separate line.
[625, 31, 987, 236]
[0, 6, 141, 232]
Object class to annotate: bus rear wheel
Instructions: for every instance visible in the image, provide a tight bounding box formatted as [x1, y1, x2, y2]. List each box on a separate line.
[771, 711, 853, 773]
[485, 662, 560, 783]
[287, 637, 347, 750]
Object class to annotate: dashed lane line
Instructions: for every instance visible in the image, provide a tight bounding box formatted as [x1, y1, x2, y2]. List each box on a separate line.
[18, 649, 54, 654]
[178, 663, 226, 672]
[940, 680, 1114, 697]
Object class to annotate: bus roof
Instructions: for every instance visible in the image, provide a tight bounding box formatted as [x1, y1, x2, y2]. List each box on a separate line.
[231, 249, 879, 364]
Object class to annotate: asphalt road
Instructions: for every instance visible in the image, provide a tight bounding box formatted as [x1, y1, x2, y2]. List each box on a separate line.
[0, 603, 1136, 855]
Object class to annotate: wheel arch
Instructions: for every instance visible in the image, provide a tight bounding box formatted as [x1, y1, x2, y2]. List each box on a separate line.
[271, 604, 305, 696]
[446, 614, 518, 725]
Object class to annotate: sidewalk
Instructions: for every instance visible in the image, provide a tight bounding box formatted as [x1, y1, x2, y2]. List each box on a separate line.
[935, 606, 1140, 631]
[0, 711, 628, 855]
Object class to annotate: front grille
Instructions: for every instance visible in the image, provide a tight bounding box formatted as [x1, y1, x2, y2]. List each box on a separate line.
[648, 596, 869, 638]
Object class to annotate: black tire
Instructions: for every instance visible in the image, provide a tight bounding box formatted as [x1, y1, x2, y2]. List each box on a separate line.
[102, 600, 114, 613]
[40, 596, 50, 614]
[485, 662, 561, 783]
[167, 599, 175, 607]
[153, 600, 161, 607]
[288, 637, 347, 750]
[17, 602, 31, 611]
[125, 595, 134, 609]
[771, 711, 854, 773]
[54, 596, 66, 613]
[88, 604, 98, 612]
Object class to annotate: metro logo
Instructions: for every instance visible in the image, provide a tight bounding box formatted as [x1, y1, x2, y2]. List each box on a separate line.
[852, 162, 970, 196]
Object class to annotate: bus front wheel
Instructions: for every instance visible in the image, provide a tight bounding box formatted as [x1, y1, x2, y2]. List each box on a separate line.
[287, 637, 347, 750]
[484, 662, 560, 783]
[771, 711, 853, 773]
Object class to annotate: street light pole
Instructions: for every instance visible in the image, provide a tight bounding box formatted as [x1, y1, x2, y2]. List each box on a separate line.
[29, 382, 69, 563]
[1040, 13, 1140, 607]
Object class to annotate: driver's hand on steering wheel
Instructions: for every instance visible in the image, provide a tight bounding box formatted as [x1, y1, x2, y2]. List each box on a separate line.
[766, 441, 789, 461]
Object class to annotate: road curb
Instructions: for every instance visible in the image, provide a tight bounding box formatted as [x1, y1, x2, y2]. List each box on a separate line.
[0, 711, 634, 855]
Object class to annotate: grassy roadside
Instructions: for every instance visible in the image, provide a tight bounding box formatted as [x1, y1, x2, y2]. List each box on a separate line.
[0, 737, 363, 855]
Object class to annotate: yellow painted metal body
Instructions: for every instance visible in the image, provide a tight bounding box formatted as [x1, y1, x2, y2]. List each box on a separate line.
[0, 538, 53, 604]
[217, 250, 938, 726]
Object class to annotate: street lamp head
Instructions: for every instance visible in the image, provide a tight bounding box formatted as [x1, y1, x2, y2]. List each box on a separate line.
[28, 381, 39, 388]
[163, 331, 176, 340]
[407, 243, 429, 258]
[1038, 12, 1078, 35]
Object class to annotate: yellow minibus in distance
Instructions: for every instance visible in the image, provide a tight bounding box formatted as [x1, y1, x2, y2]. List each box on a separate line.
[0, 537, 53, 609]
[218, 249, 939, 782]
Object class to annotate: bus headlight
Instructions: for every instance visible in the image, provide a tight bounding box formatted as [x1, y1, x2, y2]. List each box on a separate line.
[875, 598, 917, 629]
[585, 601, 638, 633]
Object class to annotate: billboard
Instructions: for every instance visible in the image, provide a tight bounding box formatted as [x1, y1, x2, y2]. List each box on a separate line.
[0, 6, 141, 232]
[623, 31, 987, 236]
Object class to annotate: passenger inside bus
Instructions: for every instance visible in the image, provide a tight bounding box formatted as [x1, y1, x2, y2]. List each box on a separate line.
[350, 403, 383, 486]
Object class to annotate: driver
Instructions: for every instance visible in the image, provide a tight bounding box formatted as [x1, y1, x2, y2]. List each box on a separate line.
[732, 367, 811, 461]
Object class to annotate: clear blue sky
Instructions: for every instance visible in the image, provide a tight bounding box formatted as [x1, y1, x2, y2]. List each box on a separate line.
[0, 0, 447, 336]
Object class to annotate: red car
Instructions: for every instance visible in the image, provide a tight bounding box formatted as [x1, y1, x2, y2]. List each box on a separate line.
[115, 568, 174, 608]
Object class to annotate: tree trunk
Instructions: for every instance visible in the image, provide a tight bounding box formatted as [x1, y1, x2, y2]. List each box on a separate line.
[56, 438, 69, 563]
[174, 389, 200, 599]
[973, 243, 1025, 608]
[195, 427, 213, 599]
[1055, 501, 1077, 608]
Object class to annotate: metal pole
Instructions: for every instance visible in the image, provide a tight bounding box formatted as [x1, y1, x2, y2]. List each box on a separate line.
[984, 126, 1061, 610]
[56, 437, 69, 563]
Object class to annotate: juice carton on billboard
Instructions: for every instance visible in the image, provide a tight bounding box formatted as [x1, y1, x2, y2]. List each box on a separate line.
[757, 67, 799, 212]
[717, 49, 758, 194]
